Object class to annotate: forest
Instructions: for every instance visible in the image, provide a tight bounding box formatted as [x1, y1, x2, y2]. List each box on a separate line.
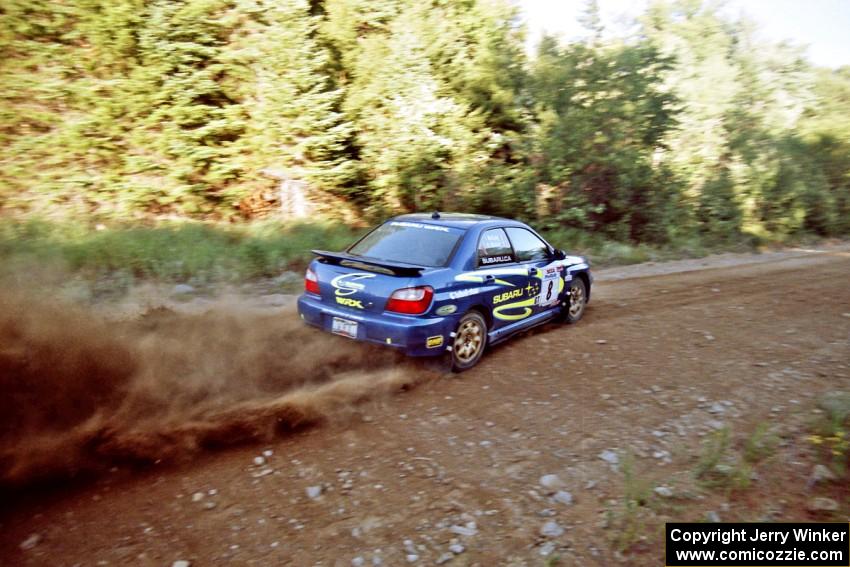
[1, 0, 848, 254]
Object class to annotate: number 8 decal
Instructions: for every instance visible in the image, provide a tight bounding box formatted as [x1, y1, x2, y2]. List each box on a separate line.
[537, 264, 560, 308]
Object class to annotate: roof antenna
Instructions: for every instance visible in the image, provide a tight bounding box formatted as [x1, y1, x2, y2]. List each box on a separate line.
[431, 211, 440, 219]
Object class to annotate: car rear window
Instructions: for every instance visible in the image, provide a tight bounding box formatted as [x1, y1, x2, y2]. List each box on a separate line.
[478, 228, 514, 266]
[348, 221, 464, 267]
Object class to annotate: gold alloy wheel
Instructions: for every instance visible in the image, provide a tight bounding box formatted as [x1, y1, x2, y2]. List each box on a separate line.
[569, 281, 586, 319]
[453, 318, 484, 364]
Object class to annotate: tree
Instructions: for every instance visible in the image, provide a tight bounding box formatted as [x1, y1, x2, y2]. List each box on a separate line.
[0, 0, 846, 246]
[528, 34, 679, 241]
[341, 4, 486, 214]
[230, 0, 358, 203]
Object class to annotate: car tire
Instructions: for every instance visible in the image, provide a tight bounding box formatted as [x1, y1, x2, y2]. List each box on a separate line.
[451, 311, 488, 372]
[562, 276, 587, 324]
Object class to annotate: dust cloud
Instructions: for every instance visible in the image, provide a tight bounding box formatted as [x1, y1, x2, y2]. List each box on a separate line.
[0, 291, 435, 488]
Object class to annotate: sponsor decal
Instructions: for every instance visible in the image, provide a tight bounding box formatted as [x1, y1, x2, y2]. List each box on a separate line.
[455, 268, 524, 285]
[426, 335, 444, 348]
[481, 255, 513, 265]
[493, 297, 535, 321]
[455, 274, 514, 286]
[523, 281, 541, 297]
[487, 267, 529, 276]
[448, 287, 481, 300]
[336, 296, 364, 309]
[493, 288, 525, 305]
[435, 304, 457, 315]
[390, 221, 450, 232]
[537, 262, 561, 307]
[331, 272, 376, 296]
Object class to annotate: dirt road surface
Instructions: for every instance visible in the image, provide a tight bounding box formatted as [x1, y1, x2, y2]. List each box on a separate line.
[2, 245, 849, 566]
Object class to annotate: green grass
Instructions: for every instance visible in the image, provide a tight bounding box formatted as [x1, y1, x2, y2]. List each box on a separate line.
[693, 426, 766, 492]
[809, 391, 850, 477]
[606, 454, 654, 551]
[0, 218, 366, 285]
[694, 427, 732, 480]
[538, 227, 760, 267]
[0, 218, 840, 292]
[743, 423, 780, 464]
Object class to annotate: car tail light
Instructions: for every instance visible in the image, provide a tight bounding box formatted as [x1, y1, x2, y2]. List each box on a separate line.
[304, 267, 320, 295]
[385, 286, 433, 315]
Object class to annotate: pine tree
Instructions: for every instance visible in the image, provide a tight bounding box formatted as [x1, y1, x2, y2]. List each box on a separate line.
[124, 0, 243, 215]
[230, 0, 358, 204]
[343, 4, 484, 214]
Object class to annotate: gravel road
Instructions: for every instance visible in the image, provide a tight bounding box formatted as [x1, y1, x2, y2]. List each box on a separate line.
[2, 244, 849, 566]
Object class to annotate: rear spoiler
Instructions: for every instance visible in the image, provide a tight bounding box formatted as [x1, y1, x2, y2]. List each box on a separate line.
[311, 250, 425, 277]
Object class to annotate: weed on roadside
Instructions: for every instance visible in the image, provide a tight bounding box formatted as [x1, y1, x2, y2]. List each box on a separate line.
[607, 455, 654, 552]
[808, 392, 850, 477]
[694, 427, 752, 492]
[743, 422, 780, 464]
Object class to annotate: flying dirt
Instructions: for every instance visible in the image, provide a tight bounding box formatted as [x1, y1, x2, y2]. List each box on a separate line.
[0, 291, 436, 488]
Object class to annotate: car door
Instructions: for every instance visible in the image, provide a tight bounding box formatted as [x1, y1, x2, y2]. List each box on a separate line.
[476, 228, 536, 329]
[504, 227, 561, 317]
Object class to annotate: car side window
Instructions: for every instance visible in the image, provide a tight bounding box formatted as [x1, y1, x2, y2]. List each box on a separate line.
[477, 228, 514, 267]
[505, 227, 550, 262]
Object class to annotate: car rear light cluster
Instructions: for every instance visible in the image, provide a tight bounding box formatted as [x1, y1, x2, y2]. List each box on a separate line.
[385, 286, 433, 315]
[304, 267, 320, 295]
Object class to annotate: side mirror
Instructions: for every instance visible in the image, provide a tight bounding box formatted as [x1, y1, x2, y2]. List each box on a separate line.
[553, 248, 566, 260]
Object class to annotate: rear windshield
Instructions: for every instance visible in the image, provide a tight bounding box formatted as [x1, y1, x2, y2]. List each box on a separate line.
[348, 221, 464, 267]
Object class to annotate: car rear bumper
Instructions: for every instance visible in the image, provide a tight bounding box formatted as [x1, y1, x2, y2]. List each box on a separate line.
[297, 294, 454, 357]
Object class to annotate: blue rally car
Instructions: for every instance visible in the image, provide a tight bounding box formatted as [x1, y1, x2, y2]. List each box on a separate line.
[297, 213, 592, 371]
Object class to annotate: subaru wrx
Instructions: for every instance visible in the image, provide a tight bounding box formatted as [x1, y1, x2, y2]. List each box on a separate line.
[297, 213, 592, 371]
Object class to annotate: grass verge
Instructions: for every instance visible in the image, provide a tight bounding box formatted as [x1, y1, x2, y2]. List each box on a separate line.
[0, 218, 842, 292]
[0, 218, 366, 286]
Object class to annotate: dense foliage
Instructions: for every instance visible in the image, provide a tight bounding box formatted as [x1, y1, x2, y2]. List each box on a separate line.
[1, 0, 847, 244]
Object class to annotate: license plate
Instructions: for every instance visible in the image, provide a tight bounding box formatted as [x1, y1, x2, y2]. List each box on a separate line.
[331, 317, 358, 339]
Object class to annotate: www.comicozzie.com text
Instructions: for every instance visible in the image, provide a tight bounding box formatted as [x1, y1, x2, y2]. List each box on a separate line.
[670, 526, 848, 546]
